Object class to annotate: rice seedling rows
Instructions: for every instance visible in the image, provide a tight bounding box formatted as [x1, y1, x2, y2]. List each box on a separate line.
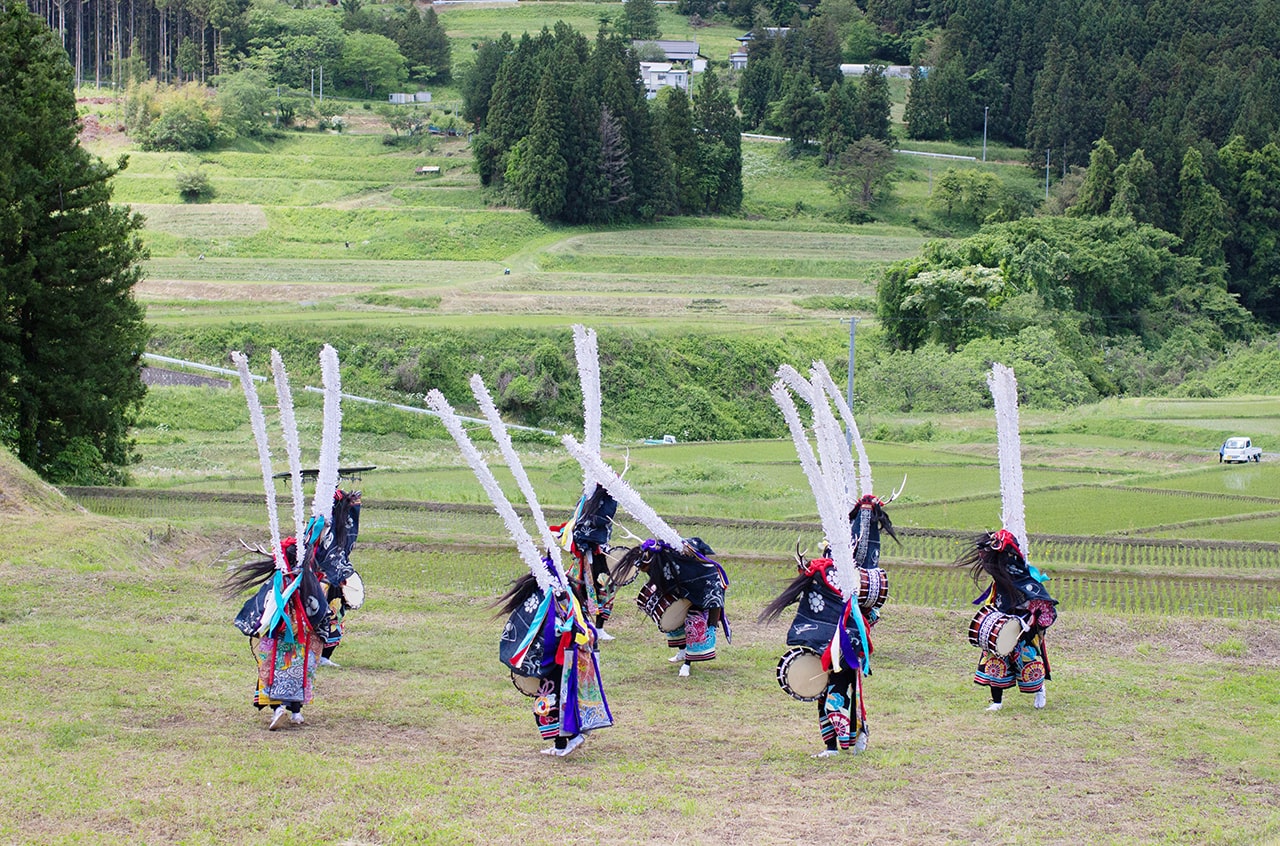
[888, 565, 1280, 619]
[66, 490, 1280, 617]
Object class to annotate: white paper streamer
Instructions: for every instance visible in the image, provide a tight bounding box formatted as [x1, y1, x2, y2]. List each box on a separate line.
[312, 344, 342, 522]
[271, 350, 307, 548]
[775, 363, 817, 405]
[811, 360, 872, 497]
[573, 324, 603, 498]
[988, 363, 1028, 559]
[233, 352, 286, 572]
[780, 364, 855, 509]
[470, 374, 564, 573]
[427, 389, 557, 594]
[807, 367, 859, 507]
[771, 381, 855, 600]
[562, 435, 683, 549]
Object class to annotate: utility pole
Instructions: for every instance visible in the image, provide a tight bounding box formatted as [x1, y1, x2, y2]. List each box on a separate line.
[845, 317, 857, 446]
[1045, 148, 1051, 199]
[982, 105, 989, 162]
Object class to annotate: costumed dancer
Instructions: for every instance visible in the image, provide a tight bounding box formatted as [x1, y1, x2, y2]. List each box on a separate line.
[806, 361, 902, 625]
[563, 437, 730, 678]
[551, 326, 622, 641]
[957, 363, 1058, 711]
[314, 487, 365, 668]
[225, 346, 343, 730]
[429, 382, 612, 757]
[760, 370, 879, 756]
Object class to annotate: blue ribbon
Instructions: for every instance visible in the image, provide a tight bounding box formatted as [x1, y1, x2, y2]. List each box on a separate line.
[842, 598, 872, 675]
[264, 569, 303, 644]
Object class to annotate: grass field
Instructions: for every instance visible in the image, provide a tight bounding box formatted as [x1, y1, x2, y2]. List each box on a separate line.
[3, 474, 1279, 845]
[88, 119, 999, 331]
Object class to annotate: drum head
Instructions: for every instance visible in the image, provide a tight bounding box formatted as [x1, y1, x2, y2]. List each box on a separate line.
[511, 671, 544, 698]
[993, 616, 1023, 656]
[659, 598, 692, 632]
[776, 647, 829, 701]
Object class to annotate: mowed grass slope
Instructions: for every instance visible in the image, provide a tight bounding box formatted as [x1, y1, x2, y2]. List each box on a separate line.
[97, 124, 956, 328]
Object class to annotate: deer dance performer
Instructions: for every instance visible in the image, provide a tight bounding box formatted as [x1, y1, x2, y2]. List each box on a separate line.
[564, 437, 730, 678]
[430, 380, 612, 756]
[957, 363, 1058, 711]
[226, 346, 343, 730]
[760, 364, 900, 756]
[314, 486, 365, 668]
[551, 326, 623, 640]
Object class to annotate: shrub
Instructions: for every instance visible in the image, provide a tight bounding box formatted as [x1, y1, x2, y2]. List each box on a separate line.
[175, 166, 213, 200]
[141, 97, 216, 151]
[44, 437, 124, 485]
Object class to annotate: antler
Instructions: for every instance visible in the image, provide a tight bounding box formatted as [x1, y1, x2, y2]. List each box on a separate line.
[237, 538, 272, 556]
[793, 540, 807, 570]
[885, 474, 908, 504]
[610, 518, 644, 544]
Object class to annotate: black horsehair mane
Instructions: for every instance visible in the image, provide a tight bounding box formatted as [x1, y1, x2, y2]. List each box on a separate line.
[492, 572, 542, 618]
[222, 545, 323, 602]
[955, 532, 1021, 603]
[854, 500, 901, 546]
[609, 544, 678, 596]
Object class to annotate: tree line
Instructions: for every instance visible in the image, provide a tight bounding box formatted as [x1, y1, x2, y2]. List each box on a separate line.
[21, 0, 449, 91]
[738, 25, 893, 158]
[464, 24, 742, 223]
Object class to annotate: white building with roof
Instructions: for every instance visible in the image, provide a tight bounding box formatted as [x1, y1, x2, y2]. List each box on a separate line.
[639, 62, 690, 99]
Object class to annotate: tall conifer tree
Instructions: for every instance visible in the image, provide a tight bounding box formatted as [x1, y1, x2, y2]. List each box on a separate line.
[693, 65, 742, 214]
[0, 4, 150, 483]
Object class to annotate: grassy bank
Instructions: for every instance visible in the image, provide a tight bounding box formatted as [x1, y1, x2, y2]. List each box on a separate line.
[1, 512, 1278, 845]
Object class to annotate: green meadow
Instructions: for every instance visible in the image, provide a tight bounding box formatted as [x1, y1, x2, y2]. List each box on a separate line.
[23, 31, 1280, 841]
[103, 127, 979, 329]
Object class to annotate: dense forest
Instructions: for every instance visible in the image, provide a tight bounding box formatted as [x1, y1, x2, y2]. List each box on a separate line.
[464, 24, 742, 222]
[720, 0, 1280, 325]
[21, 0, 450, 90]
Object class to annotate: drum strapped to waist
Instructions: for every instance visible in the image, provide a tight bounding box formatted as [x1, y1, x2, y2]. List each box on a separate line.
[856, 566, 889, 610]
[776, 646, 829, 701]
[602, 545, 630, 573]
[636, 582, 691, 632]
[968, 606, 1025, 656]
[511, 670, 547, 698]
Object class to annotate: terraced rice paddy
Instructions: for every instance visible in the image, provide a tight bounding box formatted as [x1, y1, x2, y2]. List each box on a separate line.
[68, 484, 1280, 619]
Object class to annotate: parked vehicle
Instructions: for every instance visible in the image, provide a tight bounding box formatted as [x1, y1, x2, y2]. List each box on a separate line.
[1220, 437, 1262, 463]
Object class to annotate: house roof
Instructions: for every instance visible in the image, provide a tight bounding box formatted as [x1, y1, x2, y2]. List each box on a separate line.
[633, 39, 701, 61]
[736, 27, 790, 43]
